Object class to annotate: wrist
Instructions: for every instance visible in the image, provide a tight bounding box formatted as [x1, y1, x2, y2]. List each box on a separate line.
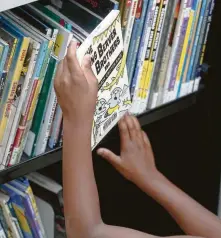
[140, 170, 168, 196]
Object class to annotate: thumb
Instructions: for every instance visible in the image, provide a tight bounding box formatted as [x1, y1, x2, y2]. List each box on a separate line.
[82, 55, 98, 86]
[97, 148, 121, 168]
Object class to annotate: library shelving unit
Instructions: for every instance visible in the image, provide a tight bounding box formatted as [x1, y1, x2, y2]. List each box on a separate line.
[0, 0, 220, 236]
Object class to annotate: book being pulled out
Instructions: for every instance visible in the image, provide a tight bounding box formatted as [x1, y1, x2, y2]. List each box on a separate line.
[76, 10, 131, 149]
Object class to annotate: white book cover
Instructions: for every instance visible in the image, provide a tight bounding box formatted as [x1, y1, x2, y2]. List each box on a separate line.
[77, 10, 131, 149]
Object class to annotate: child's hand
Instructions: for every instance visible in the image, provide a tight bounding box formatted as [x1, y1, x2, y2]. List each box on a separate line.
[97, 114, 160, 190]
[54, 41, 98, 127]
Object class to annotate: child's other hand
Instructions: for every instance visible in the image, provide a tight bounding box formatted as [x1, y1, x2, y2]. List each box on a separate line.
[97, 114, 160, 191]
[54, 41, 98, 127]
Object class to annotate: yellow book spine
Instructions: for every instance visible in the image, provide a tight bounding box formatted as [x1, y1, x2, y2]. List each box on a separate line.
[0, 37, 30, 143]
[176, 7, 194, 83]
[142, 0, 164, 100]
[137, 0, 161, 100]
[6, 39, 18, 72]
[28, 40, 54, 121]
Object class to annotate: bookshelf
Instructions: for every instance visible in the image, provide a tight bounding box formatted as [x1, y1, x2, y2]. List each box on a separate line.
[0, 0, 37, 13]
[0, 90, 201, 184]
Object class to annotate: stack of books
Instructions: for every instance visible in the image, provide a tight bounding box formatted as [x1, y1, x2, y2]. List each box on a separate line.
[0, 0, 215, 169]
[0, 177, 45, 238]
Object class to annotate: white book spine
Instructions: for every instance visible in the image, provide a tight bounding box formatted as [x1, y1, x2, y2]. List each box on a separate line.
[162, 0, 188, 103]
[124, 0, 138, 56]
[48, 104, 62, 149]
[35, 87, 57, 156]
[0, 223, 6, 238]
[1, 42, 40, 167]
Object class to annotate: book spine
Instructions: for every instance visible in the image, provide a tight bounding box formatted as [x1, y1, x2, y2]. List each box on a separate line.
[34, 61, 58, 156]
[0, 45, 9, 99]
[24, 54, 56, 158]
[48, 104, 62, 149]
[127, 19, 140, 82]
[0, 201, 21, 238]
[0, 185, 33, 238]
[122, 0, 132, 28]
[7, 41, 48, 167]
[1, 42, 40, 168]
[0, 222, 7, 238]
[175, 0, 196, 98]
[0, 39, 17, 111]
[124, 0, 139, 56]
[141, 0, 168, 112]
[148, 0, 176, 108]
[129, 0, 156, 114]
[178, 0, 202, 97]
[191, 0, 211, 92]
[199, 0, 215, 65]
[185, 0, 207, 84]
[0, 37, 30, 146]
[128, 0, 149, 83]
[168, 0, 192, 96]
[138, 0, 163, 113]
[0, 206, 12, 238]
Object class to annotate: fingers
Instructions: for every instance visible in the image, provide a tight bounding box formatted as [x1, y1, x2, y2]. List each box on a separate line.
[54, 59, 64, 91]
[118, 117, 130, 148]
[66, 41, 83, 78]
[82, 55, 98, 86]
[97, 148, 121, 168]
[142, 131, 151, 147]
[124, 114, 142, 140]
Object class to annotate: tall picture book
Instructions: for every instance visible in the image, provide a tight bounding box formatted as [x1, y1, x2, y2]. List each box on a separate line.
[76, 10, 131, 149]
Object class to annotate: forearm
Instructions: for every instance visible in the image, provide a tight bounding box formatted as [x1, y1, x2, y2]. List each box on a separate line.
[63, 119, 102, 238]
[142, 172, 221, 238]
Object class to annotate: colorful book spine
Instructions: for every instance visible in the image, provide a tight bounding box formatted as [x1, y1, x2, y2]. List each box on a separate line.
[24, 55, 57, 158]
[138, 0, 163, 113]
[129, 0, 156, 114]
[48, 104, 62, 149]
[122, 0, 132, 29]
[0, 222, 7, 238]
[191, 0, 211, 92]
[0, 41, 9, 88]
[178, 0, 202, 97]
[141, 0, 168, 112]
[0, 198, 22, 238]
[9, 180, 44, 238]
[127, 0, 149, 83]
[0, 19, 30, 146]
[8, 40, 49, 166]
[0, 41, 40, 168]
[0, 184, 33, 238]
[148, 0, 176, 108]
[175, 0, 197, 98]
[0, 205, 12, 238]
[34, 58, 58, 156]
[199, 0, 215, 66]
[185, 0, 207, 87]
[167, 0, 192, 100]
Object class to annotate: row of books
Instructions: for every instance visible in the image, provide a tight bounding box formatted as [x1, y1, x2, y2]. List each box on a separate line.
[0, 0, 132, 169]
[122, 0, 215, 114]
[0, 0, 215, 169]
[0, 177, 46, 238]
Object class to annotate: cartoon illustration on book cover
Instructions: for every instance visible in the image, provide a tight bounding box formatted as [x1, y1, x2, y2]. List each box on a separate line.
[77, 10, 131, 149]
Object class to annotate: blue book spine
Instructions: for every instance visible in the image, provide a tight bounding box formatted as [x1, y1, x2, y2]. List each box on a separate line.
[127, 19, 140, 81]
[0, 17, 24, 120]
[9, 181, 42, 238]
[0, 44, 9, 78]
[0, 184, 33, 238]
[130, 0, 154, 97]
[186, 0, 207, 83]
[190, 0, 211, 81]
[128, 0, 149, 83]
[114, 2, 119, 10]
[177, 0, 198, 97]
